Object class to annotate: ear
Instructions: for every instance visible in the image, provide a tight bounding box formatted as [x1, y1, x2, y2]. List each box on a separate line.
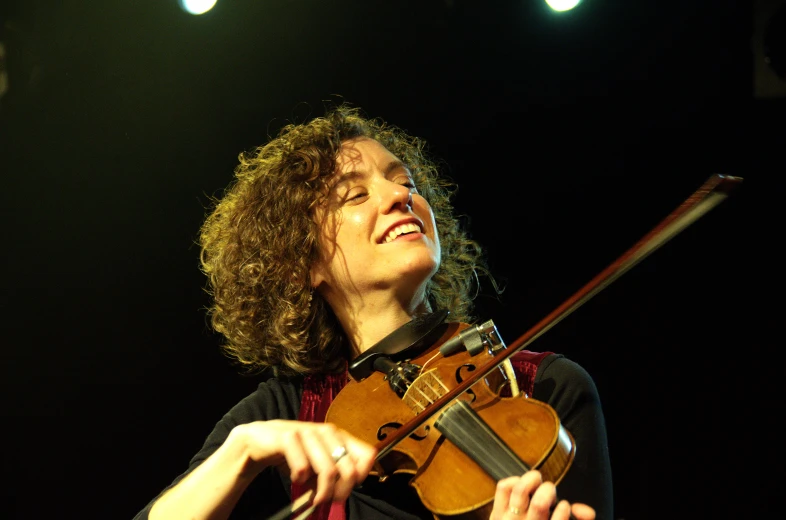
[309, 259, 327, 289]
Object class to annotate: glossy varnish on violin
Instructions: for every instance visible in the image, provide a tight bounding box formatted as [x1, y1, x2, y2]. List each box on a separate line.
[326, 322, 576, 518]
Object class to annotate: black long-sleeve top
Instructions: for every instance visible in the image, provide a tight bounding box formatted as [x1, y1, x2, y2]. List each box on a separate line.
[133, 353, 613, 520]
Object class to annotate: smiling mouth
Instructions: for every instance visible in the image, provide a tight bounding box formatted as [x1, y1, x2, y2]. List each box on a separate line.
[383, 223, 422, 243]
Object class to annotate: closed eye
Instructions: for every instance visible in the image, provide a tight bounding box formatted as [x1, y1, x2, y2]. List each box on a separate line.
[393, 175, 417, 192]
[347, 191, 368, 202]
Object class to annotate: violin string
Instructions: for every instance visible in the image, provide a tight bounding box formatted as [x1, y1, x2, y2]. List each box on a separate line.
[424, 374, 447, 401]
[405, 370, 457, 417]
[409, 381, 435, 411]
[412, 352, 450, 412]
[419, 351, 442, 373]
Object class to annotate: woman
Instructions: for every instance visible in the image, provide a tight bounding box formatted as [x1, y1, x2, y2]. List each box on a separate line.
[133, 104, 612, 520]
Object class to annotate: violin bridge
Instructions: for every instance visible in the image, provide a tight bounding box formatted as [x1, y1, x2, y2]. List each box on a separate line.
[401, 369, 449, 414]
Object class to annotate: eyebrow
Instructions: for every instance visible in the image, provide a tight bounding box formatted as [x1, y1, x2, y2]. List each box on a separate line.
[384, 160, 411, 175]
[332, 160, 411, 188]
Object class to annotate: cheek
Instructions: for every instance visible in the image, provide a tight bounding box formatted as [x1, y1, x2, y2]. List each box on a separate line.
[347, 212, 366, 226]
[414, 197, 438, 238]
[337, 211, 371, 244]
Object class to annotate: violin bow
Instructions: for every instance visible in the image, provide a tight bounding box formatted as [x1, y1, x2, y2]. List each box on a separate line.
[270, 173, 742, 520]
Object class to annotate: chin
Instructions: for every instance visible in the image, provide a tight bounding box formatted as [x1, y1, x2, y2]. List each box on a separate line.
[403, 257, 440, 282]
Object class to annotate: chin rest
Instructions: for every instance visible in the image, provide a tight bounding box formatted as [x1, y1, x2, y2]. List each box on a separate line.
[348, 309, 450, 381]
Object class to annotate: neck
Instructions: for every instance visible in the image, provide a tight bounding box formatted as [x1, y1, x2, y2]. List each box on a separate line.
[327, 292, 432, 358]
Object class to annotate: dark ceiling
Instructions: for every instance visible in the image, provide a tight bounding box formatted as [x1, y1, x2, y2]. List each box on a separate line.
[0, 1, 782, 519]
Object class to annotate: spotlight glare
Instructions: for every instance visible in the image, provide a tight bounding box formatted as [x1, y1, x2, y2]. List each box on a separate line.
[179, 0, 218, 15]
[546, 0, 582, 12]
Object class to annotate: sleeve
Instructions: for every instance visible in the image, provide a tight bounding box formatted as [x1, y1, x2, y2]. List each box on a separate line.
[131, 378, 302, 520]
[532, 354, 614, 520]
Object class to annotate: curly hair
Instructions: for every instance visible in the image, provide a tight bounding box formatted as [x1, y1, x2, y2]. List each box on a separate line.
[198, 104, 492, 377]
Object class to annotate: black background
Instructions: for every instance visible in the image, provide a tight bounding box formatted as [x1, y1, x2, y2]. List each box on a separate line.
[0, 1, 782, 519]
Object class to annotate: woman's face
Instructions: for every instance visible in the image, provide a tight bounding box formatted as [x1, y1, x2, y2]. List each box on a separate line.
[310, 137, 440, 309]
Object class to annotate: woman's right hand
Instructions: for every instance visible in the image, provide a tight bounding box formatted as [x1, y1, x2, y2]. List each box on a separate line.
[228, 419, 378, 506]
[148, 419, 376, 520]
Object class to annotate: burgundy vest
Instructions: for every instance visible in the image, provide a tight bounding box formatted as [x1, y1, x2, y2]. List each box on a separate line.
[291, 350, 552, 520]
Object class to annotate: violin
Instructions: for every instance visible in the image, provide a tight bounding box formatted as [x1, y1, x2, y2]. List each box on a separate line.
[327, 316, 575, 518]
[273, 173, 743, 520]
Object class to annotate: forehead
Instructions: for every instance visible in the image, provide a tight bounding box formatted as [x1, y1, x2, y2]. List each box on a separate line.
[336, 137, 402, 173]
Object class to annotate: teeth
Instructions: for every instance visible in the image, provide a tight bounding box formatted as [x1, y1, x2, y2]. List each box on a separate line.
[384, 223, 421, 243]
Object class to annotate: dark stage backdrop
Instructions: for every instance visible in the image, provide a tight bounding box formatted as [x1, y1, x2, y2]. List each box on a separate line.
[0, 1, 782, 519]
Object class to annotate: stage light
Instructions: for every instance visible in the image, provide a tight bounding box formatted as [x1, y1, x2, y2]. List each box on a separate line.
[179, 0, 218, 15]
[545, 0, 582, 12]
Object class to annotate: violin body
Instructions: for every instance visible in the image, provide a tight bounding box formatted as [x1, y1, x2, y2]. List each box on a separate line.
[326, 322, 576, 519]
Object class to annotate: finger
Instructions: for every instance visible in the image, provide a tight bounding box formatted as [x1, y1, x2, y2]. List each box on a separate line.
[281, 429, 316, 486]
[341, 434, 377, 476]
[490, 476, 517, 520]
[570, 502, 596, 520]
[516, 469, 543, 497]
[302, 426, 376, 504]
[332, 444, 376, 499]
[523, 479, 556, 520]
[297, 427, 341, 505]
[507, 470, 542, 516]
[549, 499, 572, 520]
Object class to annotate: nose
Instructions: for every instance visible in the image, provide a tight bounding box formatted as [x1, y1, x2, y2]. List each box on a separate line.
[382, 181, 413, 213]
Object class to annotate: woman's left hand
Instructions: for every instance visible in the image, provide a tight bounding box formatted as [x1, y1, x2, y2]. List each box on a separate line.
[489, 470, 596, 520]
